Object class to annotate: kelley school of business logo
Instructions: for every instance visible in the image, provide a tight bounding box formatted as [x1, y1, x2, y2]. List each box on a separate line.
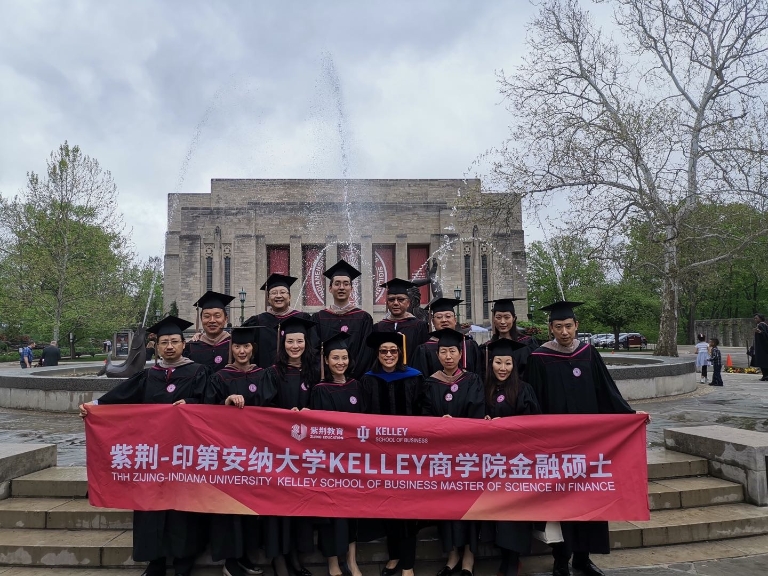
[357, 425, 370, 442]
[291, 423, 308, 441]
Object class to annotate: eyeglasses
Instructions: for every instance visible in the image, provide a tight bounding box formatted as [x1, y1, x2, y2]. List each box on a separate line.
[379, 348, 399, 356]
[158, 339, 183, 346]
[387, 297, 408, 303]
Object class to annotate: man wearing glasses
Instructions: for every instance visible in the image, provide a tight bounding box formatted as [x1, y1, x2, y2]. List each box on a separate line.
[372, 278, 429, 366]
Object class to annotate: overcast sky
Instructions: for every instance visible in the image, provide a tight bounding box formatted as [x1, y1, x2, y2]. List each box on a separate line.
[0, 1, 543, 260]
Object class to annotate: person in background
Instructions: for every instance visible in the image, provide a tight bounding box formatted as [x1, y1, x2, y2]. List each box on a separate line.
[19, 341, 35, 369]
[694, 333, 709, 384]
[752, 314, 768, 382]
[41, 340, 61, 367]
[709, 338, 723, 387]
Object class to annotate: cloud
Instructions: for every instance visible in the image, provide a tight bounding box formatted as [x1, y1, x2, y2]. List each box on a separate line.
[0, 0, 537, 259]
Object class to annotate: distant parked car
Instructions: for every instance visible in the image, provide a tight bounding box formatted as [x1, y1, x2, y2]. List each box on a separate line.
[577, 332, 593, 344]
[619, 333, 647, 349]
[591, 333, 611, 346]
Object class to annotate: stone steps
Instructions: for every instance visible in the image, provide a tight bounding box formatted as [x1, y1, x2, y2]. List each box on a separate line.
[2, 503, 768, 567]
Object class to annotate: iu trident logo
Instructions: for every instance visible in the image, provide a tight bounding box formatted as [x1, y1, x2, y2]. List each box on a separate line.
[291, 424, 308, 441]
[357, 425, 370, 443]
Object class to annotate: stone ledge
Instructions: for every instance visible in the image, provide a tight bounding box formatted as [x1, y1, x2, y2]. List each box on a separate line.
[0, 445, 56, 486]
[664, 425, 768, 505]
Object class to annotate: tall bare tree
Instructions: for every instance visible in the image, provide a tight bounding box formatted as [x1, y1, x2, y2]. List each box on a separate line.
[486, 0, 768, 355]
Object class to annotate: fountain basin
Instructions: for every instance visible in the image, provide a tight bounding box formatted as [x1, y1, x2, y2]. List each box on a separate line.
[0, 355, 695, 412]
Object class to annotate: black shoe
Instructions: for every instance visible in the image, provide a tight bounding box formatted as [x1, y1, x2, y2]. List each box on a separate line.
[224, 558, 247, 576]
[142, 559, 167, 576]
[382, 563, 400, 576]
[289, 565, 312, 576]
[552, 559, 570, 576]
[459, 570, 473, 576]
[436, 565, 461, 576]
[571, 558, 605, 575]
[239, 557, 264, 575]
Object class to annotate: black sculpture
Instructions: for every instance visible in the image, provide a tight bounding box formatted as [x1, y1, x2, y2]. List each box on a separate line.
[408, 258, 444, 323]
[97, 326, 147, 378]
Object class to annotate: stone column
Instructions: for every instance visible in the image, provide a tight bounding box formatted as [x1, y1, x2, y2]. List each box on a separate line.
[396, 234, 408, 279]
[179, 235, 202, 321]
[234, 234, 256, 322]
[361, 234, 373, 311]
[255, 235, 267, 314]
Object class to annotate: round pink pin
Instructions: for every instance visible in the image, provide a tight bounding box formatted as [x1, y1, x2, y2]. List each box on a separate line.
[214, 355, 223, 364]
[573, 367, 582, 377]
[249, 384, 257, 393]
[450, 384, 459, 392]
[445, 393, 453, 401]
[497, 394, 505, 403]
[166, 384, 176, 393]
[350, 396, 358, 405]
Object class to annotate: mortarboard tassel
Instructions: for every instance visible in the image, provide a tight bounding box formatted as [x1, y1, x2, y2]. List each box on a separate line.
[462, 336, 467, 370]
[320, 342, 325, 381]
[401, 332, 407, 365]
[228, 340, 233, 366]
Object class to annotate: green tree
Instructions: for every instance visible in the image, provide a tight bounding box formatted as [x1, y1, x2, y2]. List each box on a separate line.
[483, 0, 768, 355]
[526, 235, 606, 319]
[582, 281, 660, 350]
[0, 142, 136, 344]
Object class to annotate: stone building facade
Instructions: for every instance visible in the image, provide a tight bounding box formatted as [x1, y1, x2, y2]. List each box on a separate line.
[164, 179, 527, 324]
[694, 318, 757, 348]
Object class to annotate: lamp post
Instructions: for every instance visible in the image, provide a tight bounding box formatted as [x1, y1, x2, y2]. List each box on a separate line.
[155, 309, 161, 321]
[239, 288, 247, 326]
[454, 285, 462, 325]
[68, 332, 74, 360]
[528, 304, 534, 323]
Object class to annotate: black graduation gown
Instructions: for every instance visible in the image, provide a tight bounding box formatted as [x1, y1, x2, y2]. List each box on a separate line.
[310, 379, 366, 558]
[183, 337, 231, 373]
[753, 321, 768, 369]
[480, 382, 540, 554]
[205, 366, 277, 561]
[479, 334, 539, 381]
[312, 308, 374, 378]
[372, 317, 429, 366]
[360, 368, 423, 569]
[412, 337, 484, 378]
[96, 363, 209, 562]
[421, 370, 484, 553]
[260, 364, 317, 557]
[527, 342, 634, 555]
[243, 310, 313, 369]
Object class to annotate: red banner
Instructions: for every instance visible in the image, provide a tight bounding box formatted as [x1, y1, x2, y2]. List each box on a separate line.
[408, 245, 430, 304]
[373, 245, 394, 305]
[267, 246, 290, 275]
[85, 406, 648, 521]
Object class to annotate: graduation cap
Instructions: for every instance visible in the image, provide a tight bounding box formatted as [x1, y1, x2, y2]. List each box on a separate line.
[230, 326, 260, 345]
[540, 300, 584, 321]
[193, 290, 236, 311]
[147, 316, 193, 338]
[279, 316, 316, 336]
[379, 278, 415, 296]
[365, 331, 405, 350]
[429, 328, 468, 349]
[486, 338, 528, 357]
[425, 297, 463, 313]
[260, 273, 298, 291]
[485, 298, 525, 315]
[324, 259, 361, 281]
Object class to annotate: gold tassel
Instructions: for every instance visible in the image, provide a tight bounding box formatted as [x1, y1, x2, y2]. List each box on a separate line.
[401, 332, 407, 365]
[320, 342, 325, 381]
[276, 322, 281, 358]
[463, 337, 467, 370]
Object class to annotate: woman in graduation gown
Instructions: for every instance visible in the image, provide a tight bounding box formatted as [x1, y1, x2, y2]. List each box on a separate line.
[310, 333, 366, 576]
[359, 332, 423, 576]
[262, 317, 319, 576]
[206, 327, 276, 576]
[421, 328, 485, 576]
[480, 299, 539, 381]
[79, 316, 209, 576]
[480, 339, 540, 576]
